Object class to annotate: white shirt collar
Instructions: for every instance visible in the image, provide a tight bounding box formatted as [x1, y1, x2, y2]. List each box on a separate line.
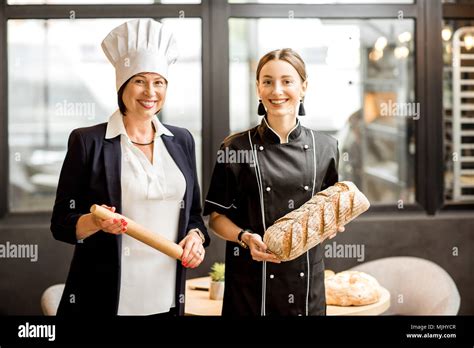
[105, 109, 174, 139]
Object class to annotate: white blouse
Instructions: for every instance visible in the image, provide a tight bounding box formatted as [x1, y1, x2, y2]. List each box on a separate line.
[105, 110, 186, 315]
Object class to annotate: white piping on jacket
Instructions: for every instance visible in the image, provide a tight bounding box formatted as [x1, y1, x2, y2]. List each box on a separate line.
[248, 131, 268, 316]
[306, 130, 317, 316]
[205, 199, 237, 210]
[263, 117, 300, 144]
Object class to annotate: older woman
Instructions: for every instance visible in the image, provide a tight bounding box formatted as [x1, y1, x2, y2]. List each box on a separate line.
[50, 19, 209, 316]
[205, 48, 343, 316]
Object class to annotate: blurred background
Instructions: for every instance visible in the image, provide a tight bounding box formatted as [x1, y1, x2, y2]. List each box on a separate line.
[0, 0, 472, 315]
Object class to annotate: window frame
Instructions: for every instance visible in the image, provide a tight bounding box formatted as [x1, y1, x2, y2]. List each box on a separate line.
[0, 0, 470, 223]
[0, 2, 211, 219]
[441, 1, 474, 211]
[218, 0, 442, 214]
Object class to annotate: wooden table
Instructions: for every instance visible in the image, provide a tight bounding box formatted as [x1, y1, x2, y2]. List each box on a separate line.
[185, 276, 390, 316]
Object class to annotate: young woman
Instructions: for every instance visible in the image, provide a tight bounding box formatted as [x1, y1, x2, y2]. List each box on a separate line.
[204, 48, 343, 316]
[50, 19, 209, 316]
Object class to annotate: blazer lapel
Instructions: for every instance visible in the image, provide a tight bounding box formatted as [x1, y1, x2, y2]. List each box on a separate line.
[103, 135, 123, 265]
[103, 136, 122, 213]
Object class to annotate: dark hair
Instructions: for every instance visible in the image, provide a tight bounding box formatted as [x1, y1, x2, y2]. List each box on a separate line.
[117, 76, 133, 116]
[256, 48, 307, 83]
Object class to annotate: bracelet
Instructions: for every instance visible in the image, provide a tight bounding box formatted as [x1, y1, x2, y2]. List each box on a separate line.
[188, 229, 205, 244]
[237, 229, 250, 249]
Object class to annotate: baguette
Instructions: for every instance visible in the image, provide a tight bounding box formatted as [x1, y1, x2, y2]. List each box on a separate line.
[263, 181, 370, 261]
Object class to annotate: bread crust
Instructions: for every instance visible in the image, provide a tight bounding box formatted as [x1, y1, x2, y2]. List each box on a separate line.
[325, 271, 381, 306]
[263, 181, 370, 261]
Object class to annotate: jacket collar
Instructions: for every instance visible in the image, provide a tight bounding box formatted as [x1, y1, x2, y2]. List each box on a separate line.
[257, 116, 302, 144]
[105, 109, 174, 140]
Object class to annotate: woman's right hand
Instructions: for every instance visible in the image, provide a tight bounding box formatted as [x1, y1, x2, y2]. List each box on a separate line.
[242, 232, 281, 263]
[91, 205, 128, 235]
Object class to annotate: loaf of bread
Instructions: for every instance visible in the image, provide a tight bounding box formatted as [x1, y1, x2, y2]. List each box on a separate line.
[263, 181, 370, 261]
[325, 271, 381, 306]
[325, 269, 335, 278]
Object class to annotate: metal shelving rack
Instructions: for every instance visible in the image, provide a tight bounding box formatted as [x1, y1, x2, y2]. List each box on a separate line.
[452, 26, 474, 201]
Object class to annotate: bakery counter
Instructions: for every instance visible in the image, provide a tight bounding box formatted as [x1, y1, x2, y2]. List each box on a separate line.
[185, 276, 390, 316]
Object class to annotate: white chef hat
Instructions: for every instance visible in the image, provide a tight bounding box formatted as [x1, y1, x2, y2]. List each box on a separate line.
[101, 18, 178, 91]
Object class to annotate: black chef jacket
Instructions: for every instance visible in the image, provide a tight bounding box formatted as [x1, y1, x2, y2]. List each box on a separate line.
[204, 117, 339, 316]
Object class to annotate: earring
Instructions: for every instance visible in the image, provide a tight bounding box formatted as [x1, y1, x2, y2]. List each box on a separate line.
[258, 99, 266, 116]
[298, 100, 306, 116]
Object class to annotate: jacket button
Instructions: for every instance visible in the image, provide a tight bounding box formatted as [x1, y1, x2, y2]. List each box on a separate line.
[269, 274, 275, 279]
[304, 145, 309, 150]
[304, 186, 309, 191]
[300, 272, 305, 277]
[266, 186, 271, 192]
[259, 145, 264, 151]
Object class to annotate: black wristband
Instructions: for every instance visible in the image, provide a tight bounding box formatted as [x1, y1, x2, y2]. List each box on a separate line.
[237, 229, 250, 249]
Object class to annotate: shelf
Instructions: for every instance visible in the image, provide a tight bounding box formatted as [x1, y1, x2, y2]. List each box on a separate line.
[361, 50, 410, 201]
[452, 32, 474, 201]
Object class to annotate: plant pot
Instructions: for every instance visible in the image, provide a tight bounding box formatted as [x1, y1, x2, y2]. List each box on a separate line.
[209, 280, 225, 300]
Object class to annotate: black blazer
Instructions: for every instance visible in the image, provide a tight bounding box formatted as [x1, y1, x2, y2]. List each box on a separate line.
[50, 121, 209, 316]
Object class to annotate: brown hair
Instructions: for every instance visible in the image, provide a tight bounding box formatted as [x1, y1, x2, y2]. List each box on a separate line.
[117, 76, 133, 116]
[256, 48, 307, 83]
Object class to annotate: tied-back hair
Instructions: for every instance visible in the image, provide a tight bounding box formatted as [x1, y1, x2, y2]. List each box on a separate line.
[256, 48, 307, 83]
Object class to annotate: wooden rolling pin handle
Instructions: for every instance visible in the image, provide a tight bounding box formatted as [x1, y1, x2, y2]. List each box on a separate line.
[90, 204, 184, 261]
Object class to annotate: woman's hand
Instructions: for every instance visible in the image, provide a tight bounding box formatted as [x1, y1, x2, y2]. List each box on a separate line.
[243, 232, 281, 263]
[91, 204, 128, 235]
[328, 226, 345, 240]
[179, 230, 205, 269]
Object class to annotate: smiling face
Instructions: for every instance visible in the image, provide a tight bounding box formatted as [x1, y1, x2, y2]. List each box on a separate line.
[121, 72, 167, 118]
[257, 59, 307, 119]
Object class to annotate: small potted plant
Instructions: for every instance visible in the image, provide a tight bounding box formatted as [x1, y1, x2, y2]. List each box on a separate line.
[209, 262, 225, 300]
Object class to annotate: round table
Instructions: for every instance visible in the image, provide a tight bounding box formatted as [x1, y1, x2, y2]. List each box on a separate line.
[185, 276, 390, 316]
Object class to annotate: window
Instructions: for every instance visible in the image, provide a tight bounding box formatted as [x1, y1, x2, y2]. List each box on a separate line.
[229, 18, 416, 204]
[229, 0, 414, 3]
[8, 0, 200, 4]
[8, 18, 202, 212]
[442, 19, 474, 203]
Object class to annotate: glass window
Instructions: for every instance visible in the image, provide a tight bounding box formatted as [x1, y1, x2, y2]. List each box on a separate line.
[8, 18, 202, 212]
[443, 0, 474, 3]
[8, 0, 200, 4]
[229, 18, 416, 204]
[442, 19, 474, 203]
[229, 0, 413, 4]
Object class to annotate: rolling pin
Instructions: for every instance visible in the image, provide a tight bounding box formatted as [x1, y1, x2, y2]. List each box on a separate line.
[90, 204, 184, 260]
